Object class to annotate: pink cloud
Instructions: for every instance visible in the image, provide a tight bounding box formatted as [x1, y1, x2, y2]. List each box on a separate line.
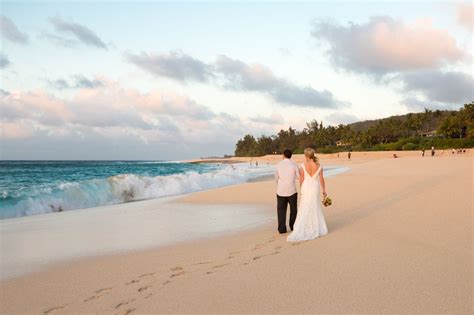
[457, 3, 473, 32]
[0, 79, 286, 157]
[1, 90, 71, 125]
[312, 16, 466, 75]
[0, 121, 34, 139]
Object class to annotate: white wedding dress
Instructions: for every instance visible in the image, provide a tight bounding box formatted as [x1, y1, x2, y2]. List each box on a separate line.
[287, 163, 328, 242]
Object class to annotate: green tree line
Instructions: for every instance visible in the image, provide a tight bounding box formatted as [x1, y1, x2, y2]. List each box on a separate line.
[235, 103, 474, 157]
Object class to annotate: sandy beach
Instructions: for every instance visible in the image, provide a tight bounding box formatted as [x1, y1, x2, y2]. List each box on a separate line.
[0, 152, 472, 313]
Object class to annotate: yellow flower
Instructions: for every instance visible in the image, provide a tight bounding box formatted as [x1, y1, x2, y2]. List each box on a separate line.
[322, 196, 332, 207]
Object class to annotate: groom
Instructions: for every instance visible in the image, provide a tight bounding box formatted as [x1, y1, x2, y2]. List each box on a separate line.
[275, 149, 300, 234]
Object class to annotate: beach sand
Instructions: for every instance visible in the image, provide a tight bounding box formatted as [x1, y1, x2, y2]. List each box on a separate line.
[0, 152, 472, 313]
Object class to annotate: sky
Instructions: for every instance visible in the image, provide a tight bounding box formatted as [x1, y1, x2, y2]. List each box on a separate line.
[0, 0, 472, 160]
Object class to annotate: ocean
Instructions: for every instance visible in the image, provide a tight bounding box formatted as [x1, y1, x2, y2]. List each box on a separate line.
[0, 160, 275, 219]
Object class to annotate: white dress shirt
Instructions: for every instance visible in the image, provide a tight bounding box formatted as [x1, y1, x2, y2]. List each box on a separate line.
[275, 158, 300, 197]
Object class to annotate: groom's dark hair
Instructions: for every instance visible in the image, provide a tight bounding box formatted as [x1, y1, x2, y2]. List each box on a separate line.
[283, 149, 292, 159]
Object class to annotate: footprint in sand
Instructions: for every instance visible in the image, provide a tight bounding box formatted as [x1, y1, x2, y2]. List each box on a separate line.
[162, 280, 172, 285]
[193, 261, 212, 265]
[169, 270, 185, 278]
[252, 244, 265, 251]
[82, 286, 113, 302]
[274, 245, 282, 250]
[144, 293, 153, 299]
[125, 279, 141, 285]
[138, 285, 150, 293]
[211, 262, 230, 269]
[115, 298, 135, 309]
[170, 266, 183, 271]
[205, 262, 231, 274]
[124, 308, 136, 314]
[138, 272, 155, 278]
[95, 287, 112, 294]
[43, 305, 66, 314]
[83, 295, 98, 303]
[253, 251, 280, 261]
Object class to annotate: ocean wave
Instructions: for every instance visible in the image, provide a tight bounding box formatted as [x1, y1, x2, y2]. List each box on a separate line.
[0, 164, 274, 219]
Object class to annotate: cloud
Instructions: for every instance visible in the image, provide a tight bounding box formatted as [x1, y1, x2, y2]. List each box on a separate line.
[0, 121, 34, 139]
[311, 16, 465, 76]
[250, 113, 284, 125]
[41, 32, 78, 48]
[399, 70, 473, 105]
[127, 51, 347, 108]
[48, 75, 105, 90]
[0, 15, 28, 44]
[325, 112, 359, 125]
[0, 53, 10, 68]
[1, 91, 71, 125]
[278, 47, 292, 56]
[126, 51, 214, 82]
[215, 55, 346, 108]
[457, 3, 473, 32]
[0, 80, 219, 130]
[0, 79, 286, 159]
[49, 17, 107, 49]
[401, 97, 458, 112]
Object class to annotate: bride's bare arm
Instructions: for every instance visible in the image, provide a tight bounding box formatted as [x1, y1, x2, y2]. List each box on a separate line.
[319, 167, 327, 197]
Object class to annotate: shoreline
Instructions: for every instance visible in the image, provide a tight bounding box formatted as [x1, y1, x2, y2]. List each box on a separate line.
[0, 163, 349, 280]
[1, 154, 472, 313]
[0, 156, 355, 221]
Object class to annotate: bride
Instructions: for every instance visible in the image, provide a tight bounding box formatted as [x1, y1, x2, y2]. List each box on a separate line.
[287, 148, 328, 242]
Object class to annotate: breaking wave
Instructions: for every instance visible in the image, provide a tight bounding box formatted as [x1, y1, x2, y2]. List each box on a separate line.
[0, 163, 274, 219]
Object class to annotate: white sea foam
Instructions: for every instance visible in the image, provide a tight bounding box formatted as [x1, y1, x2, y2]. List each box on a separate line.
[1, 164, 275, 218]
[1, 163, 348, 219]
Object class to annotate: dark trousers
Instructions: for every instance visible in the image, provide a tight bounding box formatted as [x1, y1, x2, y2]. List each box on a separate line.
[276, 193, 298, 233]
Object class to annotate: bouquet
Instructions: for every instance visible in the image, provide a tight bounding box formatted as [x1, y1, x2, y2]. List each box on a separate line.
[322, 195, 332, 207]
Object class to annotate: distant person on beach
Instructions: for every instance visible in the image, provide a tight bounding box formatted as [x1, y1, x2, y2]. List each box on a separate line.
[348, 151, 351, 160]
[275, 149, 299, 234]
[452, 148, 455, 154]
[421, 149, 425, 157]
[256, 161, 258, 167]
[393, 154, 398, 158]
[431, 146, 435, 157]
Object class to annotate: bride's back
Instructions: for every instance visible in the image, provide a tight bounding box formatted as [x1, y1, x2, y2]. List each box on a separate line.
[303, 161, 320, 177]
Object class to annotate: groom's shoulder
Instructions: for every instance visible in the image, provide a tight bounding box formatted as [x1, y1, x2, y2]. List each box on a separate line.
[288, 159, 298, 166]
[277, 159, 298, 167]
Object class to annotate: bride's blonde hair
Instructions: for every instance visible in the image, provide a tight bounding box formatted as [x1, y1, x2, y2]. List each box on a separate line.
[304, 148, 319, 164]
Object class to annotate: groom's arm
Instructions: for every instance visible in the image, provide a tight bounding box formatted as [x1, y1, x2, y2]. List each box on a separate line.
[294, 164, 300, 180]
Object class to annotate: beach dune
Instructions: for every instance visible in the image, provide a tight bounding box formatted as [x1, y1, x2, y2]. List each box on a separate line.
[0, 154, 472, 313]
